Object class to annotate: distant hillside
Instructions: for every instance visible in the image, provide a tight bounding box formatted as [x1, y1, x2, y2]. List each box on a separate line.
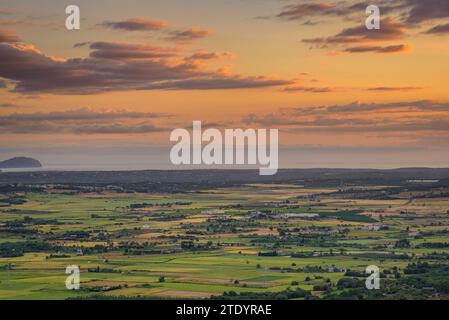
[0, 157, 42, 169]
[1, 168, 449, 191]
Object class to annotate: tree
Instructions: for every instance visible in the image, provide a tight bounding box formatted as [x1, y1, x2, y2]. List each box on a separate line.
[394, 239, 411, 248]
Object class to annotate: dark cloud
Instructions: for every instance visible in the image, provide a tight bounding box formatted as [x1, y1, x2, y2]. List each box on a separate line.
[243, 112, 376, 128]
[87, 42, 177, 60]
[139, 77, 293, 90]
[404, 0, 449, 24]
[243, 113, 449, 134]
[242, 113, 300, 127]
[73, 41, 91, 48]
[301, 17, 411, 54]
[283, 86, 333, 93]
[335, 18, 406, 41]
[368, 86, 422, 91]
[277, 3, 335, 20]
[303, 18, 406, 47]
[165, 28, 211, 42]
[301, 20, 322, 26]
[0, 108, 240, 135]
[0, 109, 169, 134]
[0, 102, 27, 109]
[101, 18, 167, 31]
[344, 44, 411, 53]
[285, 100, 449, 116]
[0, 122, 166, 134]
[0, 108, 168, 122]
[274, 0, 449, 26]
[241, 100, 449, 135]
[0, 29, 20, 42]
[71, 124, 165, 134]
[186, 50, 234, 61]
[273, 0, 449, 44]
[425, 22, 449, 34]
[0, 42, 293, 94]
[275, 1, 405, 22]
[274, 1, 449, 53]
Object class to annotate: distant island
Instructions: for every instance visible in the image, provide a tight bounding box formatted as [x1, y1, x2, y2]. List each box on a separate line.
[0, 157, 42, 169]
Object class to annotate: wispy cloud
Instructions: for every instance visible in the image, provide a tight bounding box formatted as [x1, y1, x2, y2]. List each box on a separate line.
[138, 76, 292, 90]
[367, 86, 422, 91]
[302, 18, 410, 54]
[86, 41, 178, 60]
[165, 27, 212, 42]
[0, 8, 14, 15]
[242, 100, 449, 134]
[100, 18, 168, 31]
[0, 108, 170, 134]
[283, 86, 333, 93]
[0, 108, 169, 122]
[186, 50, 234, 61]
[343, 44, 412, 54]
[0, 29, 20, 42]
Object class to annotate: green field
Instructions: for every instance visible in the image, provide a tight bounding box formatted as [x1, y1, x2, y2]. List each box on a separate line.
[1, 183, 449, 300]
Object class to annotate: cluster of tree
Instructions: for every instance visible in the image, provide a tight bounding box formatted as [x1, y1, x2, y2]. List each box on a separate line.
[420, 252, 449, 260]
[403, 262, 447, 274]
[0, 195, 27, 205]
[82, 284, 126, 293]
[419, 242, 449, 249]
[246, 233, 340, 248]
[180, 240, 214, 251]
[46, 254, 70, 259]
[67, 295, 168, 300]
[268, 265, 337, 273]
[81, 245, 111, 255]
[290, 252, 315, 258]
[400, 274, 449, 294]
[0, 221, 36, 235]
[351, 252, 410, 260]
[258, 251, 278, 257]
[49, 230, 91, 241]
[323, 288, 384, 300]
[185, 218, 258, 234]
[22, 216, 60, 225]
[87, 266, 119, 273]
[128, 202, 154, 209]
[394, 239, 412, 248]
[0, 241, 56, 257]
[151, 214, 186, 222]
[128, 201, 192, 209]
[211, 288, 311, 300]
[337, 277, 365, 289]
[318, 210, 377, 223]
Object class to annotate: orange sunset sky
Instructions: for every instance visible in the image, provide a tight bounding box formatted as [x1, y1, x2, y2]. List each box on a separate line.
[1, 0, 449, 169]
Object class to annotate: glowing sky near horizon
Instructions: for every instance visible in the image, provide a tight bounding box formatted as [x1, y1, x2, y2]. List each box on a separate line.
[1, 0, 449, 168]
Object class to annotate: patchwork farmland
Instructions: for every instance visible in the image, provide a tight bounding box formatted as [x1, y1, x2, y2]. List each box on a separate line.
[1, 169, 449, 299]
